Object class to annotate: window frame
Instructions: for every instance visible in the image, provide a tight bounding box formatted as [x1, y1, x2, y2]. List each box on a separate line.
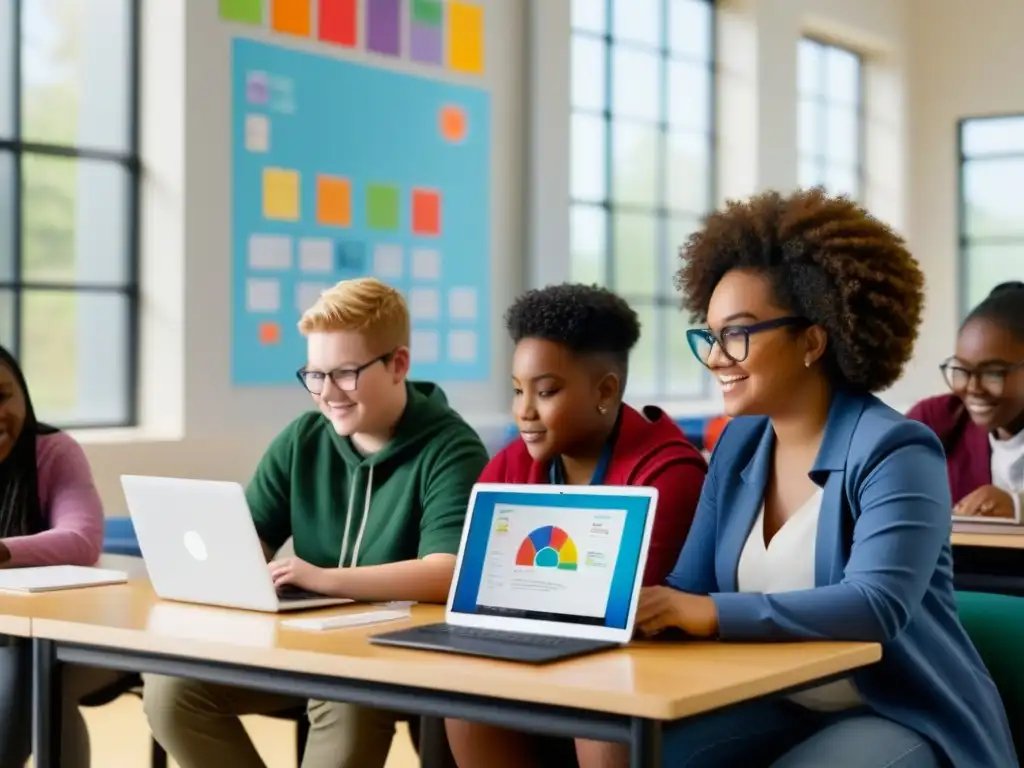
[0, 0, 142, 428]
[956, 112, 1024, 320]
[797, 35, 866, 201]
[570, 0, 717, 401]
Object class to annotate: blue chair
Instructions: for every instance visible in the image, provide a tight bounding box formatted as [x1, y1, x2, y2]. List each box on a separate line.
[103, 517, 143, 557]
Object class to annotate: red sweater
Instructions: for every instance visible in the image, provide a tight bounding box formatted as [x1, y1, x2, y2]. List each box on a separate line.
[907, 393, 991, 505]
[480, 404, 707, 585]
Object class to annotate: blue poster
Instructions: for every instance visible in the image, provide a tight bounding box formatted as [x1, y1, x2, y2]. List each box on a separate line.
[230, 37, 492, 385]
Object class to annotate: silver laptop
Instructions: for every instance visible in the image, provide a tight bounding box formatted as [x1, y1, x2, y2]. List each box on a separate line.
[121, 475, 350, 613]
[371, 482, 658, 663]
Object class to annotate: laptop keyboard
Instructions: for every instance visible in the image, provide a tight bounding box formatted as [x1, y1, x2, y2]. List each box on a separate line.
[413, 623, 570, 647]
[276, 585, 327, 602]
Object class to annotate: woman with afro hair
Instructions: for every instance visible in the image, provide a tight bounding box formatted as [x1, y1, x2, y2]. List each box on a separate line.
[445, 283, 707, 768]
[634, 189, 1015, 767]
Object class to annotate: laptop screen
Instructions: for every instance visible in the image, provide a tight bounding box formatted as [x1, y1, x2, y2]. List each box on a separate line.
[450, 488, 652, 630]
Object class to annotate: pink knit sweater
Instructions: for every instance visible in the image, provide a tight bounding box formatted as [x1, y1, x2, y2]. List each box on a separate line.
[2, 432, 104, 567]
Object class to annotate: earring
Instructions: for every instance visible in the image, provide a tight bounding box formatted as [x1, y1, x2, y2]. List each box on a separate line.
[597, 404, 608, 415]
[804, 359, 811, 368]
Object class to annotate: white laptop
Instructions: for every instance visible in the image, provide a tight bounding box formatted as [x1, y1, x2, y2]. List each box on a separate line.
[0, 566, 128, 594]
[370, 482, 658, 663]
[120, 475, 350, 613]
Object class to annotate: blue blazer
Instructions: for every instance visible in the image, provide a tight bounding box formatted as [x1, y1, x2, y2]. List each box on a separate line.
[666, 390, 1016, 768]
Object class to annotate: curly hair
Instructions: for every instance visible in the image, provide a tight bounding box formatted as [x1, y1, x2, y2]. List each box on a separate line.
[964, 281, 1024, 341]
[675, 188, 925, 393]
[505, 283, 641, 373]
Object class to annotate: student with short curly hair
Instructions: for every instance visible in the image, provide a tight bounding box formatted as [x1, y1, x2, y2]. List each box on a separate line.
[445, 283, 707, 768]
[633, 189, 1015, 767]
[908, 282, 1024, 519]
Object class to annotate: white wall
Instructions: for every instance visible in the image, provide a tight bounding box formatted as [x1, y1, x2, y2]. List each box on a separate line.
[902, 0, 1024, 405]
[74, 0, 1023, 516]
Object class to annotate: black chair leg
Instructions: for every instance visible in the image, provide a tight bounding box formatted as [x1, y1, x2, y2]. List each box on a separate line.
[296, 712, 310, 763]
[150, 738, 168, 768]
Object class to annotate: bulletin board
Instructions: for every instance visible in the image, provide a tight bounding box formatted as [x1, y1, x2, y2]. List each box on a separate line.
[229, 36, 491, 386]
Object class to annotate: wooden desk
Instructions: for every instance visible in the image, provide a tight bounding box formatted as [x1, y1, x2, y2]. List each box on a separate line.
[25, 573, 881, 768]
[952, 532, 1024, 550]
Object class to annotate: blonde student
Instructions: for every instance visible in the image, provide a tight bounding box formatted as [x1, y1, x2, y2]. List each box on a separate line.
[142, 278, 489, 768]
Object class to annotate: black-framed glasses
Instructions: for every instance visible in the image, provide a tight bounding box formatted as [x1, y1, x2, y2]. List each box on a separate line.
[686, 317, 812, 367]
[940, 357, 1024, 395]
[296, 351, 394, 394]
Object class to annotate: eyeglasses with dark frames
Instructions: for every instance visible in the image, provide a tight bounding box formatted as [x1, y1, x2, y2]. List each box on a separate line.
[939, 357, 1024, 396]
[686, 317, 812, 367]
[296, 351, 395, 394]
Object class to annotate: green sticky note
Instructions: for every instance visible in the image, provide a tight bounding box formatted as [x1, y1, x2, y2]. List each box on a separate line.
[412, 0, 443, 27]
[220, 0, 263, 25]
[367, 184, 400, 231]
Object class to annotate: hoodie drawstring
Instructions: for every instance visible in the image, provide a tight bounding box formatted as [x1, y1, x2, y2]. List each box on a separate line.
[337, 464, 374, 568]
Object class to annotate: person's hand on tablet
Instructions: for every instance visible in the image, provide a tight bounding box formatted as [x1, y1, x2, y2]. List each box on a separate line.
[954, 485, 1016, 519]
[635, 586, 718, 638]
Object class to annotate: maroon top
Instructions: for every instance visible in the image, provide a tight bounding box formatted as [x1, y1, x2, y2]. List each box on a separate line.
[906, 393, 991, 505]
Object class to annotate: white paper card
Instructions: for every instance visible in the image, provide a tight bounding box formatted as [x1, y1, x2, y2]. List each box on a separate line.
[248, 234, 291, 270]
[246, 278, 280, 312]
[448, 287, 477, 320]
[409, 287, 440, 319]
[411, 330, 440, 363]
[0, 566, 128, 593]
[448, 330, 477, 363]
[372, 244, 404, 279]
[245, 114, 270, 153]
[299, 238, 334, 273]
[296, 282, 331, 312]
[411, 248, 441, 280]
[281, 608, 410, 631]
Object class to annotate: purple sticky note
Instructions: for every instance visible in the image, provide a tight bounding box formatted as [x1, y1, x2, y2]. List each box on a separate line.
[410, 22, 442, 65]
[246, 71, 269, 105]
[367, 0, 401, 57]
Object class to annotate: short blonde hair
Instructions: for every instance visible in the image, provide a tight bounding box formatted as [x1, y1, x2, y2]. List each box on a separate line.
[297, 277, 410, 348]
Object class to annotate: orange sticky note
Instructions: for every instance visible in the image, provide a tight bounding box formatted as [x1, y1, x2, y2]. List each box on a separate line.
[439, 104, 467, 143]
[448, 2, 484, 75]
[263, 167, 300, 221]
[259, 321, 282, 345]
[272, 0, 312, 36]
[316, 175, 352, 227]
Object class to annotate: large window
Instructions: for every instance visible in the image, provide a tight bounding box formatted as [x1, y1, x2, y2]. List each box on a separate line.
[958, 115, 1024, 315]
[0, 0, 140, 428]
[797, 37, 863, 200]
[569, 0, 716, 400]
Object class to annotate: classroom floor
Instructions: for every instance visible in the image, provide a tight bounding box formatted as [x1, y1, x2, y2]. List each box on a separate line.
[26, 695, 420, 768]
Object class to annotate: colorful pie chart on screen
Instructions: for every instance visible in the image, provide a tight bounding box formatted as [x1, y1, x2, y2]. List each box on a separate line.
[515, 525, 578, 571]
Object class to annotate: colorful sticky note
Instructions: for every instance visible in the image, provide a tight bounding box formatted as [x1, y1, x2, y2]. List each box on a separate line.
[220, 0, 263, 24]
[271, 0, 311, 36]
[316, 175, 352, 227]
[367, 0, 401, 56]
[262, 168, 300, 221]
[319, 0, 357, 47]
[246, 71, 269, 105]
[411, 21, 443, 65]
[439, 104, 467, 142]
[258, 321, 282, 345]
[412, 0, 442, 26]
[367, 183, 400, 230]
[448, 2, 484, 75]
[411, 188, 441, 236]
[336, 241, 368, 271]
[245, 114, 270, 152]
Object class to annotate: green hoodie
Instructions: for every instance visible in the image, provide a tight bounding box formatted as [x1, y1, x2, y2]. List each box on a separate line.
[246, 381, 489, 569]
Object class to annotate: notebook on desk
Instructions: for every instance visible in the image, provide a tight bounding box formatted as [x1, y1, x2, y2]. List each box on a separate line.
[370, 482, 657, 663]
[0, 566, 128, 594]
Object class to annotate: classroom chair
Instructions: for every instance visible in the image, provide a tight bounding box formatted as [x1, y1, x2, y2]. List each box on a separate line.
[956, 590, 1024, 759]
[102, 516, 143, 558]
